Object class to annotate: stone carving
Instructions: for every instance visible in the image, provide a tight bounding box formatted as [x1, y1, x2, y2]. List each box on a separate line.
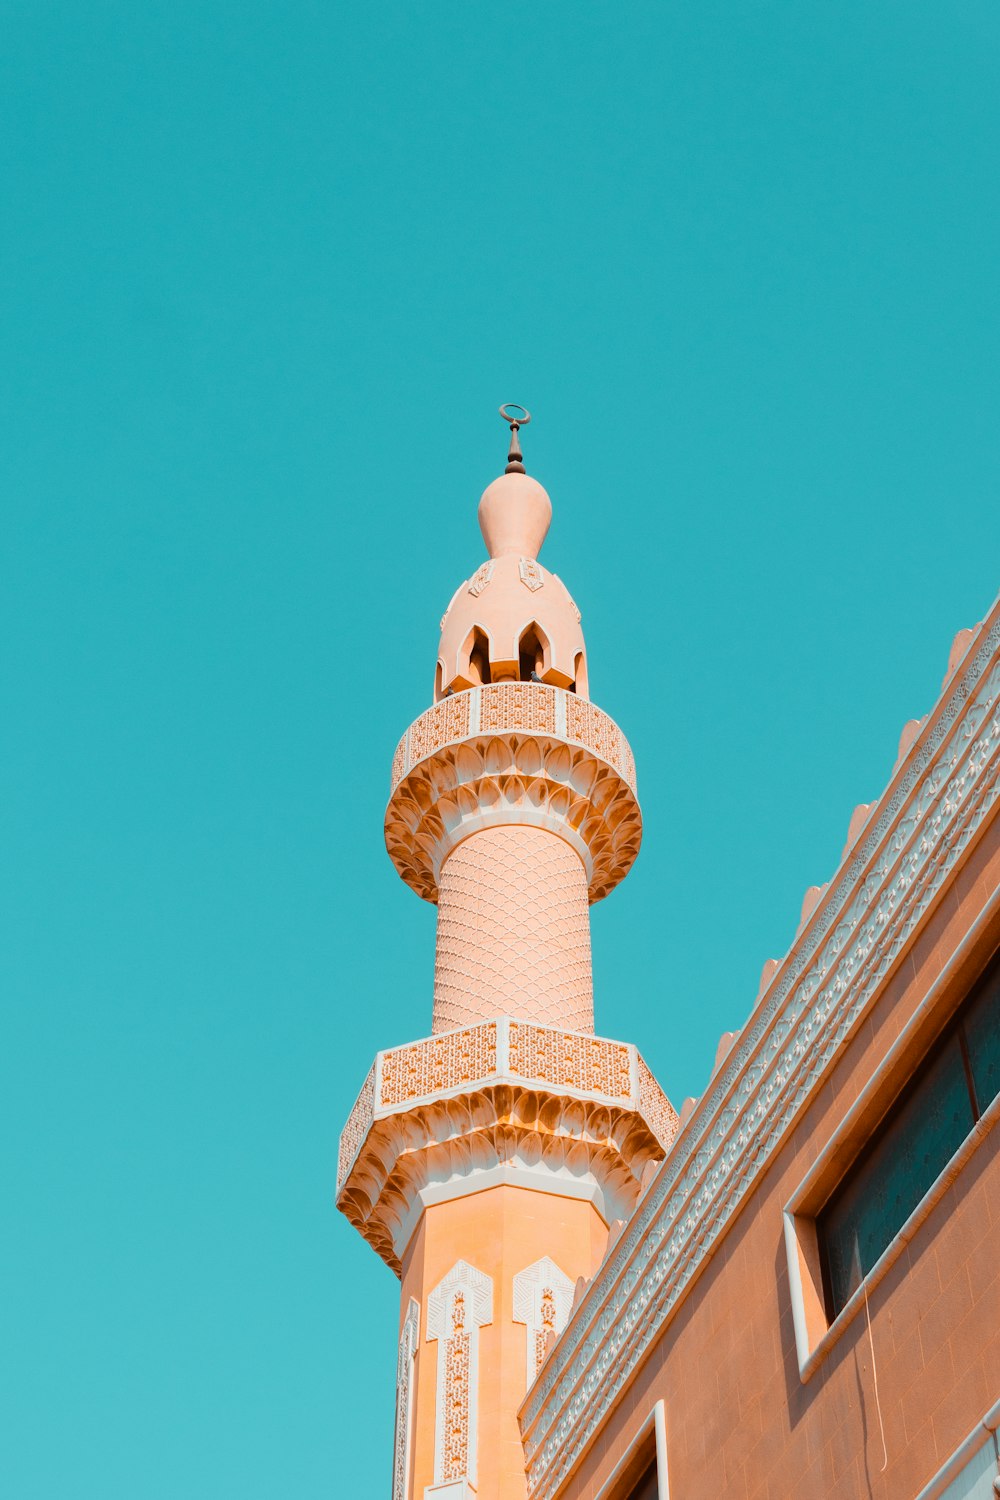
[479, 681, 557, 736]
[408, 693, 472, 768]
[566, 695, 636, 796]
[519, 557, 545, 592]
[390, 684, 636, 797]
[467, 561, 495, 597]
[427, 1261, 493, 1489]
[391, 1298, 419, 1500]
[381, 1024, 498, 1107]
[513, 1258, 576, 1388]
[509, 1022, 631, 1101]
[433, 826, 593, 1035]
[337, 1061, 376, 1191]
[385, 728, 641, 906]
[521, 622, 1000, 1500]
[637, 1056, 679, 1151]
[336, 1018, 677, 1274]
[391, 732, 408, 792]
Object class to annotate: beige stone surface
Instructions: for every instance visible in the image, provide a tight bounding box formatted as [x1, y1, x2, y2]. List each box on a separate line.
[400, 1185, 608, 1500]
[433, 825, 593, 1034]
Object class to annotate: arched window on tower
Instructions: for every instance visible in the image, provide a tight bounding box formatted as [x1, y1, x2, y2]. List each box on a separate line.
[574, 650, 589, 699]
[434, 661, 444, 702]
[465, 627, 492, 686]
[518, 623, 549, 683]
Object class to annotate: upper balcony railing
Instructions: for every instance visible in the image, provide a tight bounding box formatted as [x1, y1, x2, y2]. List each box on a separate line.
[390, 683, 637, 797]
[336, 1016, 676, 1197]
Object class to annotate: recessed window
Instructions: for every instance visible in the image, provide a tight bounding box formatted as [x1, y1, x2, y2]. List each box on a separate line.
[518, 622, 548, 683]
[623, 1461, 659, 1500]
[467, 627, 491, 686]
[817, 948, 1000, 1320]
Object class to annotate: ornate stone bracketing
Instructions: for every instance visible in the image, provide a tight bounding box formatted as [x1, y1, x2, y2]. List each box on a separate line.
[336, 1017, 678, 1275]
[385, 684, 641, 904]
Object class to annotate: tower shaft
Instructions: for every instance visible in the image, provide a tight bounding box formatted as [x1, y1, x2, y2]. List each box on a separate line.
[433, 825, 593, 1035]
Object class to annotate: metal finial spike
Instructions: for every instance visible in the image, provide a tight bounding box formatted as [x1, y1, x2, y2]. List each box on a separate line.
[499, 402, 531, 474]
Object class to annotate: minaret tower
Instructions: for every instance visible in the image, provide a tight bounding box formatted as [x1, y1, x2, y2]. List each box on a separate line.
[337, 408, 677, 1500]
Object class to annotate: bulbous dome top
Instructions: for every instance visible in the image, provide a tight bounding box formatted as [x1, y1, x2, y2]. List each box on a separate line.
[477, 473, 552, 559]
[435, 467, 589, 701]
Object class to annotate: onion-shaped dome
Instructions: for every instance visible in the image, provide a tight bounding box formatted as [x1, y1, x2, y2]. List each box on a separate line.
[437, 472, 589, 700]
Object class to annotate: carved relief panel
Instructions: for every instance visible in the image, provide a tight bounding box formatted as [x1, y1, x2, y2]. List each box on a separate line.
[512, 1257, 576, 1389]
[391, 1298, 419, 1500]
[426, 1261, 493, 1490]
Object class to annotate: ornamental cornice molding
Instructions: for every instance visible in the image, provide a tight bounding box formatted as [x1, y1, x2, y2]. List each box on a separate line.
[338, 1083, 666, 1276]
[385, 684, 640, 905]
[336, 1018, 678, 1276]
[520, 606, 1000, 1500]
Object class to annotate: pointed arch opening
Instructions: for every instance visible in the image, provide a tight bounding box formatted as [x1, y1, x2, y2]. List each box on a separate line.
[573, 650, 589, 699]
[518, 622, 550, 683]
[463, 626, 492, 687]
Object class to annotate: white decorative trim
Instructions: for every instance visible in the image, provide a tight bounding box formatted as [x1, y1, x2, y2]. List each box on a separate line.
[338, 1018, 676, 1193]
[427, 1261, 493, 1490]
[467, 561, 495, 598]
[392, 1299, 420, 1500]
[913, 1396, 1000, 1500]
[513, 1258, 576, 1388]
[783, 1209, 812, 1378]
[785, 882, 1000, 1379]
[521, 611, 1000, 1498]
[339, 1085, 664, 1274]
[592, 1400, 669, 1500]
[336, 1019, 676, 1273]
[519, 556, 544, 592]
[395, 1164, 627, 1264]
[337, 1061, 376, 1190]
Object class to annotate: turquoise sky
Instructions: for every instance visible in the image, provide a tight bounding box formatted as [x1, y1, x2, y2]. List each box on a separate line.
[3, 4, 999, 1495]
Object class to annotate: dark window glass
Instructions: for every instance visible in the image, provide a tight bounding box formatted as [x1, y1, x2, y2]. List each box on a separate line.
[964, 961, 1000, 1116]
[818, 945, 1000, 1320]
[624, 1461, 658, 1500]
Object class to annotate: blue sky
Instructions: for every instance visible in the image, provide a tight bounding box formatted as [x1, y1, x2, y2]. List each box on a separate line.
[2, 3, 999, 1495]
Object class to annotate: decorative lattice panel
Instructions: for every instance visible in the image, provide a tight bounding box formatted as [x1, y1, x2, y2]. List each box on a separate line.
[479, 681, 557, 735]
[508, 1023, 632, 1100]
[337, 1062, 376, 1191]
[407, 692, 471, 768]
[380, 1022, 498, 1106]
[637, 1056, 679, 1150]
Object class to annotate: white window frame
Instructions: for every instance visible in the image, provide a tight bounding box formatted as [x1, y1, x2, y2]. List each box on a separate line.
[593, 1398, 669, 1500]
[783, 899, 1000, 1380]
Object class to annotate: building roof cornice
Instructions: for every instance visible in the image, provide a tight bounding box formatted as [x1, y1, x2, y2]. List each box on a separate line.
[519, 591, 1000, 1500]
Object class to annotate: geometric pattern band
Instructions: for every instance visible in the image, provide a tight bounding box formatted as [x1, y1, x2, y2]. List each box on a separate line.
[391, 1299, 419, 1500]
[512, 1257, 576, 1390]
[426, 1261, 493, 1490]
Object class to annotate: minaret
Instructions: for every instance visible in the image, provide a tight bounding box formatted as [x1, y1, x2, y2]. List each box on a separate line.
[337, 407, 677, 1500]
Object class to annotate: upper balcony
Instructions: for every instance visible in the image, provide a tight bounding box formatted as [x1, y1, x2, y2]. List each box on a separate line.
[386, 684, 641, 904]
[391, 682, 636, 795]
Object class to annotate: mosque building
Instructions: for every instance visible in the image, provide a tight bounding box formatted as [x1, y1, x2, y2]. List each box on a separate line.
[337, 409, 1000, 1500]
